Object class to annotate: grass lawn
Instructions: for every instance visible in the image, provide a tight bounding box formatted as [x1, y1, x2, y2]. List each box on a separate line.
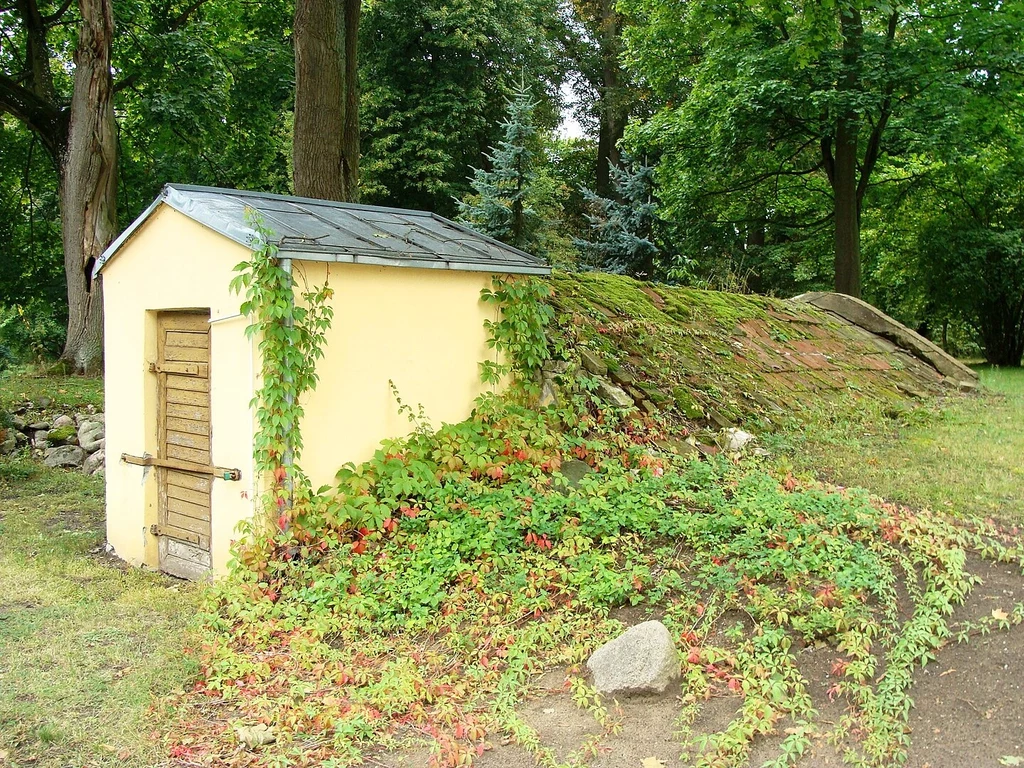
[0, 370, 198, 768]
[771, 366, 1024, 523]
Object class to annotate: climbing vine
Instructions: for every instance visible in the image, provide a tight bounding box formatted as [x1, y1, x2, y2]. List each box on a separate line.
[480, 276, 554, 390]
[229, 210, 334, 528]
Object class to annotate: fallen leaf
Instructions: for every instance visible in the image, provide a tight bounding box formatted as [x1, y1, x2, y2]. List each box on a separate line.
[998, 757, 1023, 767]
[939, 668, 956, 677]
[641, 759, 666, 768]
[992, 608, 1009, 621]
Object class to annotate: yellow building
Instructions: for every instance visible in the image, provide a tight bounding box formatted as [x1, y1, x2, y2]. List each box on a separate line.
[95, 185, 548, 579]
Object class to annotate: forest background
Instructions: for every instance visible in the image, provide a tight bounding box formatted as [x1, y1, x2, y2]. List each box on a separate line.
[2, 0, 1023, 371]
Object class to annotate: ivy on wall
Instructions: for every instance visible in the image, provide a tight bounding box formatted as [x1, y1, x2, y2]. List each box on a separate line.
[480, 276, 554, 391]
[229, 210, 334, 530]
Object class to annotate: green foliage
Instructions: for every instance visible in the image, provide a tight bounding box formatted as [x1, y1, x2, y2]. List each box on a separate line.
[620, 0, 1024, 292]
[359, 0, 567, 216]
[177, 355, 1023, 765]
[229, 212, 334, 531]
[0, 301, 67, 366]
[576, 154, 664, 279]
[479, 276, 554, 389]
[458, 81, 548, 254]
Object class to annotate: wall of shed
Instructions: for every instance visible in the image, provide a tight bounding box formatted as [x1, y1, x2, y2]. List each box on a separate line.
[101, 205, 259, 575]
[293, 261, 498, 490]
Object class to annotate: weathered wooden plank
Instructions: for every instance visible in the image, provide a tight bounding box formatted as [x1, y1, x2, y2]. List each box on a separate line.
[167, 511, 211, 538]
[161, 313, 210, 333]
[168, 494, 211, 521]
[167, 509, 211, 536]
[166, 387, 208, 406]
[165, 330, 209, 349]
[167, 483, 211, 507]
[166, 469, 212, 493]
[167, 429, 211, 452]
[166, 536, 211, 561]
[165, 375, 209, 393]
[164, 345, 208, 363]
[165, 443, 210, 464]
[166, 403, 210, 421]
[166, 416, 210, 436]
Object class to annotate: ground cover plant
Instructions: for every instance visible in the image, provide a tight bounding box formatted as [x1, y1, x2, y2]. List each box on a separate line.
[169, 372, 1024, 767]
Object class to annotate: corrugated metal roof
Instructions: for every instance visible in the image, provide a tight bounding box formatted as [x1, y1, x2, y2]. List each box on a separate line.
[95, 184, 551, 276]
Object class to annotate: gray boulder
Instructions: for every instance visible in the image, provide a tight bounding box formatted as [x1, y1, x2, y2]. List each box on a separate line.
[83, 448, 106, 476]
[27, 421, 51, 431]
[44, 445, 86, 469]
[0, 431, 16, 456]
[559, 459, 593, 489]
[52, 414, 75, 429]
[587, 620, 679, 697]
[580, 349, 608, 376]
[78, 420, 105, 452]
[596, 379, 634, 409]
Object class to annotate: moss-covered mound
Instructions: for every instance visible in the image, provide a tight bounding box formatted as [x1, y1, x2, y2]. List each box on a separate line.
[546, 272, 951, 435]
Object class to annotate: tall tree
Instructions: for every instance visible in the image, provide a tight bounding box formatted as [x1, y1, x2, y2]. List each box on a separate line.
[1, 0, 116, 372]
[358, 0, 566, 216]
[292, 0, 360, 201]
[569, 0, 634, 199]
[621, 0, 1024, 298]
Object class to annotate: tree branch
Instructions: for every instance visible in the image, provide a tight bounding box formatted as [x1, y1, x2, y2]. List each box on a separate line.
[0, 72, 66, 161]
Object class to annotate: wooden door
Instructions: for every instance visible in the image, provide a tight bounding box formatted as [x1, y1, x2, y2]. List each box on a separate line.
[155, 311, 213, 579]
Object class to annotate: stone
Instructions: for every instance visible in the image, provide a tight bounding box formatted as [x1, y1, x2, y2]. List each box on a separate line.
[83, 448, 106, 476]
[639, 399, 658, 416]
[27, 421, 51, 431]
[0, 431, 15, 456]
[610, 368, 636, 387]
[44, 445, 86, 469]
[720, 427, 755, 452]
[655, 438, 698, 457]
[560, 458, 593, 488]
[958, 380, 979, 393]
[542, 360, 569, 375]
[35, 396, 52, 408]
[580, 349, 608, 376]
[52, 414, 75, 429]
[708, 410, 734, 429]
[596, 379, 634, 409]
[235, 724, 276, 748]
[587, 620, 679, 696]
[33, 430, 50, 445]
[538, 377, 559, 408]
[47, 424, 79, 445]
[78, 420, 105, 452]
[11, 415, 27, 432]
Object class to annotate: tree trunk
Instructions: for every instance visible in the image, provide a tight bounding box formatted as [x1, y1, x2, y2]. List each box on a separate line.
[832, 4, 863, 298]
[595, 0, 626, 199]
[293, 0, 359, 201]
[59, 0, 117, 374]
[342, 0, 360, 202]
[833, 115, 861, 298]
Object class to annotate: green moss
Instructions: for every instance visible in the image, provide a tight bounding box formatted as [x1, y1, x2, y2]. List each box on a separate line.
[672, 387, 705, 419]
[47, 425, 76, 444]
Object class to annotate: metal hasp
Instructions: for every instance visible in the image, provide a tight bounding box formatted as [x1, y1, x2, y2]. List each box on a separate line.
[121, 452, 241, 481]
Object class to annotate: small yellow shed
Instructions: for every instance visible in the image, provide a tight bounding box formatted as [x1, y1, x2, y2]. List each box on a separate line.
[95, 184, 549, 579]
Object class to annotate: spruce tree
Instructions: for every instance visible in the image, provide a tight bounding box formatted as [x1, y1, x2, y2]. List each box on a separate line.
[576, 155, 660, 278]
[457, 82, 543, 253]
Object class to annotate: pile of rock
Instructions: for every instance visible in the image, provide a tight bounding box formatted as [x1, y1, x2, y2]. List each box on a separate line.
[1, 404, 105, 476]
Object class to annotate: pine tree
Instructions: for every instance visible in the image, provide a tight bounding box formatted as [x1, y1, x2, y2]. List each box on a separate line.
[576, 155, 660, 278]
[457, 82, 543, 253]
